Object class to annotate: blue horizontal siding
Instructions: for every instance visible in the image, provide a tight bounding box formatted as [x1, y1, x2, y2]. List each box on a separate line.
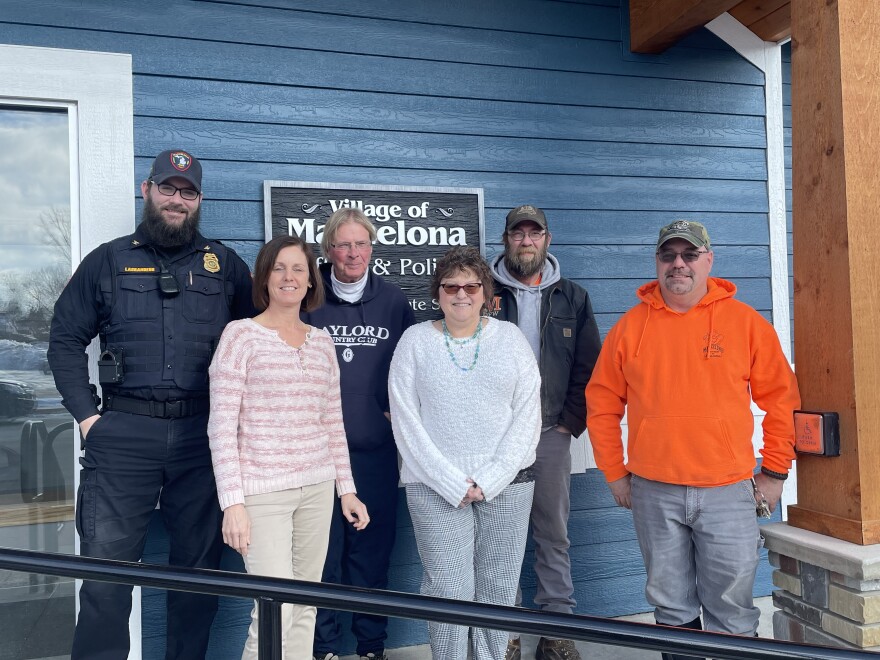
[0, 0, 778, 653]
[134, 77, 769, 148]
[0, 26, 766, 115]
[137, 118, 767, 180]
[0, 0, 765, 84]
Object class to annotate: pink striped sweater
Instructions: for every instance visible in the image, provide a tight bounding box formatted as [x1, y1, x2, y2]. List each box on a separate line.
[207, 318, 356, 511]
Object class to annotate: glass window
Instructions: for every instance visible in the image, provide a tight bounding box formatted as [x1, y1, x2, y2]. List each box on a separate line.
[0, 105, 76, 659]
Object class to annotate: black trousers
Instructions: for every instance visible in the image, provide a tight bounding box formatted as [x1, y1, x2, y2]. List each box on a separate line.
[660, 616, 704, 660]
[71, 410, 223, 660]
[313, 444, 399, 656]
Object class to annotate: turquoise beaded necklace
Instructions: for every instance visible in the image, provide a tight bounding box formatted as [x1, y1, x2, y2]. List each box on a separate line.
[442, 318, 483, 372]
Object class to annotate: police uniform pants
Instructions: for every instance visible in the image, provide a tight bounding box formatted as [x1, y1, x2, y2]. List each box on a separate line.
[71, 410, 223, 660]
[314, 444, 399, 657]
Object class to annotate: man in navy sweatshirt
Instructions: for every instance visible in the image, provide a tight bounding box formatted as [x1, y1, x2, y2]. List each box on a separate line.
[305, 208, 415, 660]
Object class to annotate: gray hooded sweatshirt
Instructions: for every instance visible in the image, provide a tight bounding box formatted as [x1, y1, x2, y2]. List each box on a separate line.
[490, 252, 561, 361]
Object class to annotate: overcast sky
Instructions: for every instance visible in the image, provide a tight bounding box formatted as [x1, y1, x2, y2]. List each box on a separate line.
[0, 108, 70, 308]
[0, 107, 70, 274]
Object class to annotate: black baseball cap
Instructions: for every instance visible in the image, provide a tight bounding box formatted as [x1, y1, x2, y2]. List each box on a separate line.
[149, 149, 202, 193]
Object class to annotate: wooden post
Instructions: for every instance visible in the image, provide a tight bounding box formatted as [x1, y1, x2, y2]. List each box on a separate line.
[788, 0, 880, 545]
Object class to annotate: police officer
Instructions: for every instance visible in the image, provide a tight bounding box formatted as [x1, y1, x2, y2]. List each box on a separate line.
[48, 149, 254, 660]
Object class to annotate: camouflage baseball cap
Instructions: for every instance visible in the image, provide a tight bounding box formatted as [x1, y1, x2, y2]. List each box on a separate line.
[505, 205, 548, 232]
[656, 220, 711, 250]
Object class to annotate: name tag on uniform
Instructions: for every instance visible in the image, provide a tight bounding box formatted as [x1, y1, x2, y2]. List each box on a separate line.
[124, 267, 157, 272]
[563, 328, 572, 337]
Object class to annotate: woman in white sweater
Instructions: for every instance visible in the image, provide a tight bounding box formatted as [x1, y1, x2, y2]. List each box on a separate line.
[389, 246, 541, 660]
[208, 235, 369, 659]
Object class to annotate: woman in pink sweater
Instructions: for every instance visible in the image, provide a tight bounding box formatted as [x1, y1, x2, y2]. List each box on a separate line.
[208, 235, 369, 659]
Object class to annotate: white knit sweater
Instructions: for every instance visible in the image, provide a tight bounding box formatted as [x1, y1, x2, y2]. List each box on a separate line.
[207, 319, 355, 510]
[389, 318, 541, 507]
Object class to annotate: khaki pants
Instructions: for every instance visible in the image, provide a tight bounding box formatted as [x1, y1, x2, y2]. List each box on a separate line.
[241, 480, 335, 660]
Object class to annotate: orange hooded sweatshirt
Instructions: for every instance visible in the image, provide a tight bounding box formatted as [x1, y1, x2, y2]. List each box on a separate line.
[585, 277, 800, 487]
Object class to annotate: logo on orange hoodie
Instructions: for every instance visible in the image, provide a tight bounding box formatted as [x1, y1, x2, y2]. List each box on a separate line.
[703, 331, 725, 358]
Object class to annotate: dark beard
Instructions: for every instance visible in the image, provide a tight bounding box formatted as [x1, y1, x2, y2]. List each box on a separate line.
[504, 241, 548, 279]
[139, 196, 200, 248]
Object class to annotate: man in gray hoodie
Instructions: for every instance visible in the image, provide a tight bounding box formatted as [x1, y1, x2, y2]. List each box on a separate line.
[490, 205, 602, 660]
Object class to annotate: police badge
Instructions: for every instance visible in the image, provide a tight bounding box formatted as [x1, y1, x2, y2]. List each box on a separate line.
[203, 253, 220, 273]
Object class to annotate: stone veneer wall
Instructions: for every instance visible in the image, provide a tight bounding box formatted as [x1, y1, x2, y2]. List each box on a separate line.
[762, 522, 880, 651]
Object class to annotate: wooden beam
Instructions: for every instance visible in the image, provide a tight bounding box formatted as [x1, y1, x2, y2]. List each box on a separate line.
[748, 4, 791, 41]
[789, 0, 880, 545]
[729, 0, 788, 27]
[730, 0, 791, 42]
[630, 0, 741, 53]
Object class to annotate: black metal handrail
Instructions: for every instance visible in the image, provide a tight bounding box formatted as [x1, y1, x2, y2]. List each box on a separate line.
[0, 547, 873, 660]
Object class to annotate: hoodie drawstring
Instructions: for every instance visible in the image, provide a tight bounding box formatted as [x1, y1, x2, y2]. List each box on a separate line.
[635, 305, 651, 357]
[705, 301, 716, 360]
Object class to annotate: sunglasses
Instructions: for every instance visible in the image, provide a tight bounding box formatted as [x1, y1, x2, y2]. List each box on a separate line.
[656, 249, 709, 263]
[440, 282, 483, 295]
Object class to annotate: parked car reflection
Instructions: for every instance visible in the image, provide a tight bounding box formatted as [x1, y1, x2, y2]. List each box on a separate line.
[0, 378, 37, 419]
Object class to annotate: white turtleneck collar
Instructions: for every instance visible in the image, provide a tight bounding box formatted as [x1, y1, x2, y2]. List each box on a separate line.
[331, 267, 369, 303]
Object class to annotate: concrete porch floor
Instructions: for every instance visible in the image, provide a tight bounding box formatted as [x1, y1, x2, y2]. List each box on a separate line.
[342, 596, 776, 660]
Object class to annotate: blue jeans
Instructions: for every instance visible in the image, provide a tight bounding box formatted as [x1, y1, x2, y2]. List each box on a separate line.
[630, 475, 762, 635]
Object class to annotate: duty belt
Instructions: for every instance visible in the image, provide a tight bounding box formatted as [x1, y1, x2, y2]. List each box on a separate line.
[104, 394, 209, 419]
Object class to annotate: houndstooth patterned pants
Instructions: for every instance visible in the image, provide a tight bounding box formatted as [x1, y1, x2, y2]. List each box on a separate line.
[406, 480, 534, 660]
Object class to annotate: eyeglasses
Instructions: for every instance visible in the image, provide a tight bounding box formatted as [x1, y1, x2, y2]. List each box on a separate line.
[508, 230, 546, 242]
[152, 181, 200, 201]
[656, 249, 709, 263]
[330, 241, 372, 253]
[440, 282, 483, 295]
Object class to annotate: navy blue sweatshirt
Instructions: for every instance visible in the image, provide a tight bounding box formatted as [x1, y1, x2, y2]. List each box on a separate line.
[302, 263, 415, 452]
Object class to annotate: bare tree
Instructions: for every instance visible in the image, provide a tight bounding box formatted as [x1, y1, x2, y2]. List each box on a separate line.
[38, 205, 71, 265]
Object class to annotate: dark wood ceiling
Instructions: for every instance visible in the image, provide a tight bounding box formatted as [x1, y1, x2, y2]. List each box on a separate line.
[630, 0, 791, 53]
[729, 0, 791, 42]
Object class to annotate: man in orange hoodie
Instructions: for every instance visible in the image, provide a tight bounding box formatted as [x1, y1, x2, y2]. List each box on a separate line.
[585, 220, 799, 660]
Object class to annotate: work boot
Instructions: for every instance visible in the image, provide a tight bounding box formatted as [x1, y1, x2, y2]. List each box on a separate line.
[660, 616, 705, 660]
[535, 637, 581, 660]
[504, 637, 521, 660]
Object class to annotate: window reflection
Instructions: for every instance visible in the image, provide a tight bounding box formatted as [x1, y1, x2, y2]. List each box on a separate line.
[0, 105, 75, 659]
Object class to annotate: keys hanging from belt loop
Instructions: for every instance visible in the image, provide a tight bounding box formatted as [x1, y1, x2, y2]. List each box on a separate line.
[751, 477, 772, 519]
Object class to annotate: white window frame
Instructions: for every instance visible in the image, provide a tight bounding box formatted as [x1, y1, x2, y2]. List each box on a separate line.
[0, 42, 136, 656]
